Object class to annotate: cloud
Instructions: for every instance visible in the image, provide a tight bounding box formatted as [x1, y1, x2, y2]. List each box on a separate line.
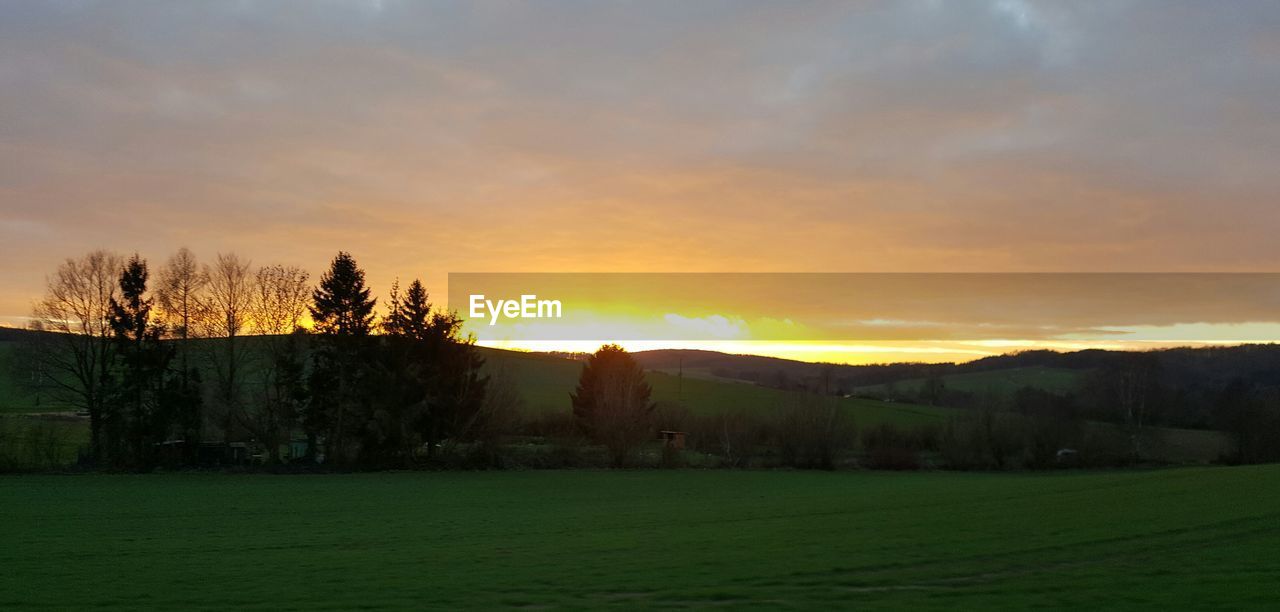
[2, 1, 1279, 323]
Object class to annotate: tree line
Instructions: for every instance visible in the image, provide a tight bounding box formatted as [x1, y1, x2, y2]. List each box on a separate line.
[16, 248, 1279, 471]
[25, 248, 499, 470]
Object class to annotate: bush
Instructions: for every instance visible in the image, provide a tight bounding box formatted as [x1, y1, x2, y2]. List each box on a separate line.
[775, 393, 855, 469]
[684, 411, 767, 468]
[940, 409, 1027, 470]
[860, 423, 922, 470]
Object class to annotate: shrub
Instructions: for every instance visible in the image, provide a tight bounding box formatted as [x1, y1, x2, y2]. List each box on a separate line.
[940, 409, 1027, 470]
[860, 423, 922, 470]
[775, 393, 855, 470]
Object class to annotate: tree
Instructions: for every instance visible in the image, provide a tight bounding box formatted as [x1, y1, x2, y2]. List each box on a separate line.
[106, 255, 173, 468]
[1114, 353, 1161, 460]
[155, 247, 207, 462]
[571, 344, 655, 466]
[201, 252, 253, 445]
[310, 252, 376, 337]
[251, 265, 311, 337]
[1216, 380, 1280, 464]
[383, 278, 431, 340]
[30, 250, 123, 464]
[307, 252, 377, 464]
[155, 247, 206, 344]
[244, 264, 311, 463]
[919, 374, 946, 406]
[375, 278, 488, 465]
[776, 392, 854, 469]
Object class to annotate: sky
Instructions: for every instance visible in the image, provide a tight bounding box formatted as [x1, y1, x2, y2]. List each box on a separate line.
[2, 1, 1280, 362]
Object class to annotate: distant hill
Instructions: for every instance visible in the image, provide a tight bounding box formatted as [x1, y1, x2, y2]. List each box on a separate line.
[633, 344, 1280, 396]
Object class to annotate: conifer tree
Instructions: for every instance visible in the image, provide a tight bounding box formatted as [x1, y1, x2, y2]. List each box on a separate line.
[107, 254, 172, 468]
[306, 252, 376, 464]
[571, 344, 654, 466]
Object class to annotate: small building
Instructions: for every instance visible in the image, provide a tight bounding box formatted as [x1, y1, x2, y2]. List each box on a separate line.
[197, 442, 249, 466]
[660, 430, 686, 450]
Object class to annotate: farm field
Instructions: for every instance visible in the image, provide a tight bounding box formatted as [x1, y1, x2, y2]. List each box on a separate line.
[0, 342, 69, 414]
[3, 466, 1279, 610]
[855, 366, 1084, 398]
[480, 346, 958, 427]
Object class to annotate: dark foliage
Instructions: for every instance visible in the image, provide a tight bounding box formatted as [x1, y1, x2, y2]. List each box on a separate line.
[571, 344, 655, 466]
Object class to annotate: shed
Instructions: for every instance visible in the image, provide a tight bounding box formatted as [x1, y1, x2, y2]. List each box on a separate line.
[660, 430, 686, 450]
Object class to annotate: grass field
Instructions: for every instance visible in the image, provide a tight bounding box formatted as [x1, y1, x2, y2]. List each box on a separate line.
[855, 366, 1084, 399]
[0, 342, 70, 414]
[2, 466, 1278, 609]
[481, 347, 958, 428]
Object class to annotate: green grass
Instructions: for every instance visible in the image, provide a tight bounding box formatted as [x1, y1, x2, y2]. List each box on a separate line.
[856, 366, 1084, 399]
[2, 467, 1279, 609]
[0, 415, 88, 468]
[0, 342, 70, 414]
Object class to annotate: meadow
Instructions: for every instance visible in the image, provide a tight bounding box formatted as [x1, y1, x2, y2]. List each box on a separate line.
[2, 466, 1278, 609]
[480, 347, 958, 426]
[854, 366, 1084, 398]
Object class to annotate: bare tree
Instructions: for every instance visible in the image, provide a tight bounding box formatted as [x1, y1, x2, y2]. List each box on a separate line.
[250, 265, 311, 336]
[200, 252, 253, 444]
[242, 264, 311, 462]
[776, 392, 854, 469]
[155, 247, 207, 344]
[29, 250, 123, 463]
[1117, 355, 1159, 460]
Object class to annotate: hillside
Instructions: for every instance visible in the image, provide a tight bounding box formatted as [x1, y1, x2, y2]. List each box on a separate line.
[0, 330, 956, 428]
[0, 329, 1238, 465]
[854, 366, 1083, 398]
[479, 346, 956, 427]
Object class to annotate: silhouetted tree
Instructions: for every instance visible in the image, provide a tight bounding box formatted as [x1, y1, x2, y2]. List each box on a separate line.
[30, 250, 123, 464]
[200, 252, 253, 445]
[310, 252, 376, 336]
[106, 255, 173, 468]
[572, 345, 654, 466]
[383, 279, 432, 339]
[307, 252, 376, 464]
[244, 264, 311, 463]
[155, 247, 206, 462]
[376, 279, 487, 464]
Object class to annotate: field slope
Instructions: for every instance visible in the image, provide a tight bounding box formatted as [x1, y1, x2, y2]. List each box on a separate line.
[481, 347, 956, 427]
[855, 366, 1083, 398]
[3, 466, 1279, 609]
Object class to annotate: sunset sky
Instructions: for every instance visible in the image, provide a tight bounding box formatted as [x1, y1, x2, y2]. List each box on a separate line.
[3, 1, 1280, 362]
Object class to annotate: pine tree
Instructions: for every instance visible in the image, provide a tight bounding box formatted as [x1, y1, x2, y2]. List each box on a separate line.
[383, 279, 433, 340]
[306, 252, 377, 464]
[310, 251, 376, 336]
[107, 255, 172, 468]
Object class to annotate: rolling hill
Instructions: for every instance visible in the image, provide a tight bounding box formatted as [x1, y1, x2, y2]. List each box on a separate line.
[479, 346, 956, 427]
[853, 366, 1083, 398]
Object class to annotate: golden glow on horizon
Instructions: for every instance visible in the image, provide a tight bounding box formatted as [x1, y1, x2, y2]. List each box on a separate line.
[474, 338, 1273, 365]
